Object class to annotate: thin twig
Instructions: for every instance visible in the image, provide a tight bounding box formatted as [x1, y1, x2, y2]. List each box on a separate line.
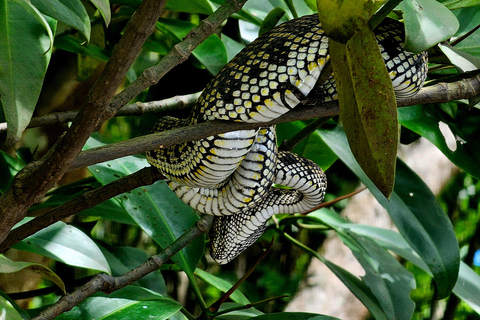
[301, 186, 368, 215]
[208, 239, 274, 313]
[31, 215, 214, 320]
[0, 92, 200, 134]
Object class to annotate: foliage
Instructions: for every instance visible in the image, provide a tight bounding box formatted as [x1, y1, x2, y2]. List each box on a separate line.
[0, 0, 480, 319]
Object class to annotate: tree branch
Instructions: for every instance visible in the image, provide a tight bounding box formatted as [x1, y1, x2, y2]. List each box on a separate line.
[0, 0, 168, 244]
[30, 215, 214, 320]
[68, 71, 480, 171]
[0, 92, 200, 134]
[0, 167, 165, 252]
[0, 0, 248, 246]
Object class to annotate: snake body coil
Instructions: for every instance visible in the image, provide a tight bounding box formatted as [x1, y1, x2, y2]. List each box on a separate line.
[147, 14, 428, 264]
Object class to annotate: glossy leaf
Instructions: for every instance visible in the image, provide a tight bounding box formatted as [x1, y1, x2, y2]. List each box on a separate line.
[453, 6, 480, 37]
[195, 268, 250, 304]
[311, 210, 415, 319]
[166, 0, 213, 14]
[0, 254, 65, 293]
[216, 302, 264, 319]
[56, 287, 181, 320]
[31, 0, 91, 40]
[400, 0, 459, 53]
[439, 43, 480, 72]
[0, 0, 56, 145]
[90, 0, 111, 26]
[320, 127, 460, 299]
[454, 262, 480, 313]
[0, 295, 23, 320]
[283, 225, 388, 319]
[439, 0, 480, 9]
[339, 223, 480, 313]
[251, 312, 341, 319]
[259, 7, 286, 35]
[0, 150, 25, 192]
[13, 219, 111, 273]
[54, 35, 109, 61]
[330, 24, 397, 198]
[100, 245, 167, 295]
[221, 34, 245, 61]
[398, 104, 480, 180]
[276, 121, 338, 171]
[85, 137, 205, 285]
[156, 19, 227, 74]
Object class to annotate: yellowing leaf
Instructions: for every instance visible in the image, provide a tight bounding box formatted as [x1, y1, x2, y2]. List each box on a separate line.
[330, 24, 397, 197]
[0, 255, 66, 293]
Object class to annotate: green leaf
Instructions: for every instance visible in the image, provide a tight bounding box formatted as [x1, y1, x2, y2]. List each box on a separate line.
[0, 150, 25, 192]
[258, 7, 286, 35]
[400, 0, 459, 53]
[282, 228, 388, 319]
[31, 0, 91, 40]
[85, 137, 205, 285]
[398, 104, 480, 180]
[100, 245, 167, 295]
[439, 43, 480, 72]
[439, 0, 480, 9]
[454, 262, 480, 313]
[13, 218, 111, 274]
[276, 121, 338, 171]
[56, 287, 182, 320]
[250, 312, 341, 319]
[330, 24, 397, 198]
[335, 223, 480, 313]
[0, 295, 24, 320]
[156, 18, 228, 74]
[0, 0, 56, 145]
[216, 302, 264, 319]
[54, 35, 109, 61]
[195, 268, 250, 304]
[166, 0, 213, 14]
[221, 34, 245, 61]
[90, 0, 111, 26]
[319, 126, 460, 298]
[311, 210, 416, 319]
[0, 254, 65, 293]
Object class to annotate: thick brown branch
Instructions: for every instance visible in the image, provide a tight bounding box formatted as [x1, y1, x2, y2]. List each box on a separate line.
[0, 0, 167, 244]
[0, 167, 164, 252]
[30, 215, 214, 320]
[67, 72, 480, 171]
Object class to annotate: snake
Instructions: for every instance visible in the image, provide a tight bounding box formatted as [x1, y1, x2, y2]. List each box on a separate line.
[147, 14, 428, 264]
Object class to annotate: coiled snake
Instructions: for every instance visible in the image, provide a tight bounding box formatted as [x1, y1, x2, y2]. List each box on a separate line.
[147, 14, 428, 264]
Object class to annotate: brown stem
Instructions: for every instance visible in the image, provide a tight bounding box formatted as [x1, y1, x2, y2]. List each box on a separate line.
[31, 215, 214, 320]
[66, 71, 480, 171]
[0, 167, 164, 253]
[0, 92, 200, 134]
[0, 0, 167, 244]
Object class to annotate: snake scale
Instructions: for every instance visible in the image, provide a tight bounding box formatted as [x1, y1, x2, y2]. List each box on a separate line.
[147, 14, 428, 264]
